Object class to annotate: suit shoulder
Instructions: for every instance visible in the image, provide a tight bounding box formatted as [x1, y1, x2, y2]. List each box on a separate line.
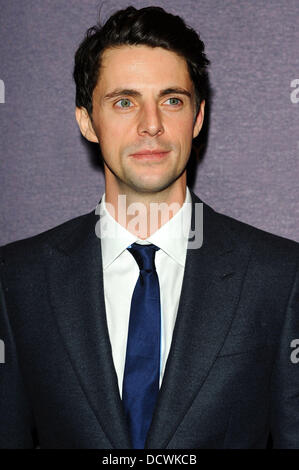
[0, 209, 95, 265]
[192, 189, 298, 260]
[211, 206, 299, 262]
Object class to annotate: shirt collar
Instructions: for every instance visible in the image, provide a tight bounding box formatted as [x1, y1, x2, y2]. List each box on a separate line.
[97, 186, 192, 270]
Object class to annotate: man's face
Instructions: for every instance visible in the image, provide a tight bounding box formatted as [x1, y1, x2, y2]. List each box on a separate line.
[77, 45, 205, 195]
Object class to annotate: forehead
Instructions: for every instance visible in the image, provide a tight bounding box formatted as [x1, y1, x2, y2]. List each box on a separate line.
[96, 45, 193, 93]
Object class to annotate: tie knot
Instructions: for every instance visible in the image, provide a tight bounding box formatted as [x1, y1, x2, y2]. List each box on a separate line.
[127, 242, 160, 272]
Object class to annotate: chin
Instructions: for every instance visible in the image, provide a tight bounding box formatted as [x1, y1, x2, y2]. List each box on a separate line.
[129, 178, 176, 194]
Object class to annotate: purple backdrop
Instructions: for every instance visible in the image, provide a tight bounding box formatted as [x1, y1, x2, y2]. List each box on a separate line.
[0, 0, 298, 244]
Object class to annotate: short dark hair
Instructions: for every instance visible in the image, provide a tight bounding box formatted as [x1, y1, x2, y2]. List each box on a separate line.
[73, 6, 210, 119]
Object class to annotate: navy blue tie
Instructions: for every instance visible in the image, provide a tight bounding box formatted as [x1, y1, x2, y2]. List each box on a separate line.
[122, 242, 161, 449]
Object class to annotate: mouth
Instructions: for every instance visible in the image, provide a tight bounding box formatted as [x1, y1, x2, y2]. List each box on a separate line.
[129, 150, 170, 161]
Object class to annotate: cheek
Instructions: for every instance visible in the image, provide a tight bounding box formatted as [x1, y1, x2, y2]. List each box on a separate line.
[100, 136, 118, 160]
[99, 131, 133, 167]
[97, 121, 120, 156]
[168, 119, 194, 148]
[102, 120, 120, 138]
[101, 115, 132, 143]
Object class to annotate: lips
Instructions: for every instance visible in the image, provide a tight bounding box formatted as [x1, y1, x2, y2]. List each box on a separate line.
[130, 149, 170, 160]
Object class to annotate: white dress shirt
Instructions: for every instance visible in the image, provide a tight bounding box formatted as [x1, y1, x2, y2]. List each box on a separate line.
[98, 186, 192, 398]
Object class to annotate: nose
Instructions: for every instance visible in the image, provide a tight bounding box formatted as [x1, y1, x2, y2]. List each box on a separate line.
[137, 103, 164, 137]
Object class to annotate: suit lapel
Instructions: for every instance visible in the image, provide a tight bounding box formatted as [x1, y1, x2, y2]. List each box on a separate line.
[44, 209, 131, 449]
[145, 190, 253, 448]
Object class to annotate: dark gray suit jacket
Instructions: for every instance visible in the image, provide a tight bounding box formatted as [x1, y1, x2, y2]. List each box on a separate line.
[0, 189, 298, 448]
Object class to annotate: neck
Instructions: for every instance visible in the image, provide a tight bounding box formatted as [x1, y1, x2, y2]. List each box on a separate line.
[104, 174, 187, 239]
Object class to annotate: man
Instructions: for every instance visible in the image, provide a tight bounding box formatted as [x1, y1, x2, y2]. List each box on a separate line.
[0, 6, 298, 449]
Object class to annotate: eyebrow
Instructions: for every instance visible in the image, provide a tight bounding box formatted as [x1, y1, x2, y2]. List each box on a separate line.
[103, 87, 192, 101]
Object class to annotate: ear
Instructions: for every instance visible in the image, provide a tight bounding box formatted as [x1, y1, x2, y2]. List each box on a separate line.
[192, 100, 205, 139]
[75, 107, 99, 143]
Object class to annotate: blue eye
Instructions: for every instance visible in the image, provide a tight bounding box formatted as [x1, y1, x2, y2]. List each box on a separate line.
[115, 98, 132, 108]
[165, 97, 182, 106]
